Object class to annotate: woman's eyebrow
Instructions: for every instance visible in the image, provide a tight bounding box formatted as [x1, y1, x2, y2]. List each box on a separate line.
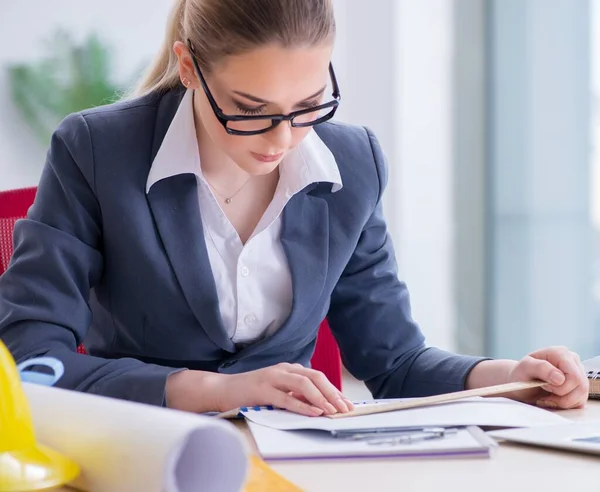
[232, 86, 327, 105]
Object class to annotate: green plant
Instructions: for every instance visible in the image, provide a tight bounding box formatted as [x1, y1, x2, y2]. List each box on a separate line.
[7, 29, 129, 145]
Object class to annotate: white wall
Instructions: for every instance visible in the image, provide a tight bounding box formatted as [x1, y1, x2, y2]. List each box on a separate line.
[0, 0, 457, 352]
[394, 0, 456, 351]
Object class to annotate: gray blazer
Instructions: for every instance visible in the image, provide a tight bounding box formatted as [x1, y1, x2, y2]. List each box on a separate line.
[0, 89, 485, 406]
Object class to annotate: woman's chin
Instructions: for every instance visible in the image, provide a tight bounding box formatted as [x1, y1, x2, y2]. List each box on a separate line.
[237, 155, 284, 176]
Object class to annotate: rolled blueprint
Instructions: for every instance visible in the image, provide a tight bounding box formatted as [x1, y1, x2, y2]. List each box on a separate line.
[23, 383, 249, 492]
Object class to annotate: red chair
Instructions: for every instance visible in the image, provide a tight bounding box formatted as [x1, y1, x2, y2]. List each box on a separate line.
[0, 187, 343, 389]
[0, 187, 37, 274]
[312, 319, 342, 390]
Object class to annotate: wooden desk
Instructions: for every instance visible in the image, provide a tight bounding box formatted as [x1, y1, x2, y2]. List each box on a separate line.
[52, 402, 600, 492]
[236, 401, 600, 492]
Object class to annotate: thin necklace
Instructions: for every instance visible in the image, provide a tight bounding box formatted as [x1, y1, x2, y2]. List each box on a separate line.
[207, 176, 253, 204]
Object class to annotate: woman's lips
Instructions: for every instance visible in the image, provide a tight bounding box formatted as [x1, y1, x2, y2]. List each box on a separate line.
[251, 151, 284, 163]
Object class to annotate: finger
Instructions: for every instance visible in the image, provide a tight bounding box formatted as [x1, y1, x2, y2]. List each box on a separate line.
[529, 347, 581, 381]
[288, 391, 310, 403]
[274, 372, 339, 414]
[291, 365, 355, 412]
[520, 356, 565, 386]
[575, 359, 590, 397]
[288, 390, 339, 412]
[528, 345, 570, 362]
[576, 357, 589, 396]
[285, 364, 349, 413]
[270, 388, 325, 417]
[537, 386, 588, 410]
[287, 364, 354, 413]
[544, 355, 586, 397]
[555, 353, 585, 381]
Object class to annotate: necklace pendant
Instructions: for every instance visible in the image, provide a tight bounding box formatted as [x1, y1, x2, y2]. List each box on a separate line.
[225, 198, 232, 204]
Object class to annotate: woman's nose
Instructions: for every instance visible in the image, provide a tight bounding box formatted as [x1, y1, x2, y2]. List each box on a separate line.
[263, 120, 293, 149]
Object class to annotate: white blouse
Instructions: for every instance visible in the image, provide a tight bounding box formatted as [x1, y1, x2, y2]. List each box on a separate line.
[146, 89, 342, 344]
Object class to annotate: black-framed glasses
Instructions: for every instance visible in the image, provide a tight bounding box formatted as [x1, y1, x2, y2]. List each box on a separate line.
[187, 40, 341, 136]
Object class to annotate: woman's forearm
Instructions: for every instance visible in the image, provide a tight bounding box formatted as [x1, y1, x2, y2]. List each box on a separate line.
[465, 359, 517, 390]
[165, 369, 226, 412]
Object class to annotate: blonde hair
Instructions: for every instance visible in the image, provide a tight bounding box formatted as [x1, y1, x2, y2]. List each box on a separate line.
[132, 0, 336, 97]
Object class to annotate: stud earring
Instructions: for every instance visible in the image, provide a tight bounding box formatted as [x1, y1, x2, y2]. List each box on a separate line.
[182, 78, 191, 88]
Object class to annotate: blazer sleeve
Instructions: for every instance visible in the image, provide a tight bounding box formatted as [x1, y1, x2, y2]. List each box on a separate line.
[0, 113, 181, 406]
[327, 127, 489, 399]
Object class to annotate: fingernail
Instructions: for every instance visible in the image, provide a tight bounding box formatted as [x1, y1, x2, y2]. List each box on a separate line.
[537, 399, 558, 409]
[310, 406, 324, 416]
[550, 371, 565, 385]
[325, 402, 337, 414]
[344, 398, 355, 410]
[336, 398, 349, 413]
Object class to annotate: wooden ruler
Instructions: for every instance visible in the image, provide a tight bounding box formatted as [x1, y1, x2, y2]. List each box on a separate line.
[327, 380, 546, 419]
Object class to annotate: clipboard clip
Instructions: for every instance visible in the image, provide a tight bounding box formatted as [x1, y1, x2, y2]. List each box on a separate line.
[332, 427, 459, 445]
[366, 428, 458, 446]
[332, 426, 447, 440]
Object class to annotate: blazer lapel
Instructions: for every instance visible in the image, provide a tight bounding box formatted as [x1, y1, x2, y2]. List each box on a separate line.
[238, 186, 330, 358]
[147, 175, 234, 352]
[145, 89, 234, 352]
[281, 187, 330, 325]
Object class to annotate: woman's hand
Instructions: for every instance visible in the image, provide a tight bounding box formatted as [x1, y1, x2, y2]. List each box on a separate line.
[466, 346, 589, 410]
[166, 363, 354, 416]
[506, 347, 589, 409]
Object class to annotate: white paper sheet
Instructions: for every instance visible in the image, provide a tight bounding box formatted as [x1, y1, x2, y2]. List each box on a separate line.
[242, 397, 570, 431]
[23, 383, 249, 492]
[488, 422, 600, 456]
[583, 356, 600, 371]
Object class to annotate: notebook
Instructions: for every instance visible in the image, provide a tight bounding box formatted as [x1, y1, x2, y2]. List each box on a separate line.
[584, 356, 600, 399]
[247, 423, 497, 461]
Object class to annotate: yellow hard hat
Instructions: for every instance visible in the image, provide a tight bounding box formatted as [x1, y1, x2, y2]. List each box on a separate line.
[0, 341, 80, 491]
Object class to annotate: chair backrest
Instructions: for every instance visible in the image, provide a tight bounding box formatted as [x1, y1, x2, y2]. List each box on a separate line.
[0, 187, 343, 390]
[312, 319, 342, 390]
[0, 187, 37, 274]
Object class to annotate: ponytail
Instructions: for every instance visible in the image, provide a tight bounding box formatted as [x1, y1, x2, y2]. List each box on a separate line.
[129, 0, 187, 97]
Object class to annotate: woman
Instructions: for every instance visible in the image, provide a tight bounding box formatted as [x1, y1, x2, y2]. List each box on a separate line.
[0, 0, 588, 416]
